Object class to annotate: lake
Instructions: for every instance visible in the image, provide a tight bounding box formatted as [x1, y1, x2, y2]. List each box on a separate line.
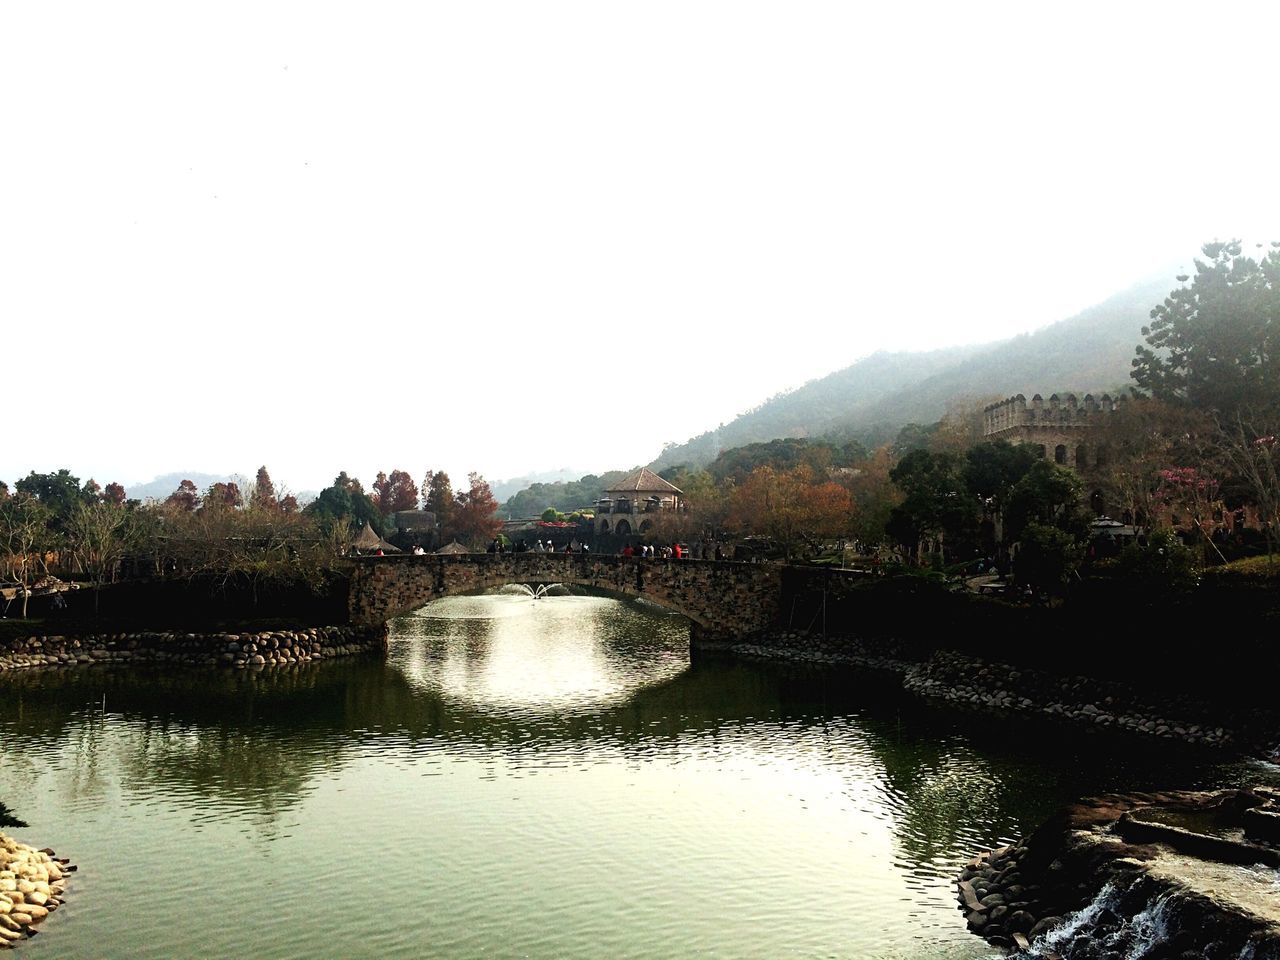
[0, 593, 1270, 958]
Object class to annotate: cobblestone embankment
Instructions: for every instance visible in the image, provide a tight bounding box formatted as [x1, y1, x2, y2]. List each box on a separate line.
[0, 624, 386, 673]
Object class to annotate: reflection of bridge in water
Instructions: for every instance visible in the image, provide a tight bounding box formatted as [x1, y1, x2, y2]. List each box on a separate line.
[350, 554, 876, 644]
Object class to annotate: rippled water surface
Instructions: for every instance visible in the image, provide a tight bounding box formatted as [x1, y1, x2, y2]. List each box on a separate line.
[0, 594, 1269, 959]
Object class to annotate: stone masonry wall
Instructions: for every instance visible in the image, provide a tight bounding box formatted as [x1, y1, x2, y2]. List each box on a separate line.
[349, 555, 785, 643]
[0, 624, 386, 672]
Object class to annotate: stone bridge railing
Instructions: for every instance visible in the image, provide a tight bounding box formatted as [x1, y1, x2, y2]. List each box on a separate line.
[349, 554, 797, 644]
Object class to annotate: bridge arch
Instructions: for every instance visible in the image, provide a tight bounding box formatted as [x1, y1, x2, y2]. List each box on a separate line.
[349, 554, 785, 644]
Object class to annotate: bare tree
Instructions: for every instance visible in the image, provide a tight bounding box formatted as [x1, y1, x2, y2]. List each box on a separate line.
[0, 494, 50, 618]
[67, 500, 138, 614]
[1217, 407, 1280, 562]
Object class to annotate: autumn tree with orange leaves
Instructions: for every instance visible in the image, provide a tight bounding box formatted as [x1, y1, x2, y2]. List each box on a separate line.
[727, 465, 854, 558]
[372, 469, 420, 516]
[165, 479, 201, 512]
[451, 473, 502, 547]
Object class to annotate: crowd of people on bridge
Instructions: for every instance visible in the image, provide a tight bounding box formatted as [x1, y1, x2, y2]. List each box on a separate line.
[489, 538, 592, 555]
[479, 537, 736, 560]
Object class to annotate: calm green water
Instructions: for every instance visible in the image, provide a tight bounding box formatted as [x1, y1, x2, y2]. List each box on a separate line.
[0, 594, 1271, 959]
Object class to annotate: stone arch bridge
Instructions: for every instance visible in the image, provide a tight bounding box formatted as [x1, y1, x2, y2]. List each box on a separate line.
[349, 554, 860, 645]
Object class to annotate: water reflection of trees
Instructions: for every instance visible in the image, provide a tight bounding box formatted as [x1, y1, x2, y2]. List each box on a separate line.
[0, 651, 1247, 862]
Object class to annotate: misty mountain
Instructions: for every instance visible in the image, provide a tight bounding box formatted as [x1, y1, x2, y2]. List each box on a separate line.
[125, 472, 245, 502]
[650, 276, 1172, 470]
[650, 347, 982, 470]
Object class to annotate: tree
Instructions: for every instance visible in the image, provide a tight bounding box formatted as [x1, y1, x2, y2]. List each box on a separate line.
[250, 466, 278, 511]
[15, 469, 84, 528]
[0, 494, 51, 617]
[1155, 466, 1227, 563]
[1014, 522, 1085, 595]
[887, 450, 975, 563]
[424, 471, 455, 537]
[102, 482, 127, 507]
[1093, 398, 1210, 529]
[335, 471, 364, 495]
[963, 441, 1039, 553]
[661, 467, 730, 540]
[846, 445, 902, 549]
[304, 473, 384, 535]
[708, 438, 834, 485]
[929, 398, 998, 455]
[1132, 240, 1280, 416]
[452, 473, 501, 547]
[204, 481, 244, 511]
[728, 465, 853, 558]
[161, 499, 336, 601]
[1006, 460, 1088, 543]
[1114, 529, 1200, 594]
[67, 500, 137, 614]
[372, 469, 419, 516]
[1216, 408, 1280, 560]
[893, 422, 937, 456]
[165, 479, 201, 512]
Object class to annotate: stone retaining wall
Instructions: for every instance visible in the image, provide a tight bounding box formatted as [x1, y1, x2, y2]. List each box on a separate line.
[722, 631, 1252, 753]
[701, 629, 912, 672]
[903, 650, 1234, 748]
[0, 624, 386, 673]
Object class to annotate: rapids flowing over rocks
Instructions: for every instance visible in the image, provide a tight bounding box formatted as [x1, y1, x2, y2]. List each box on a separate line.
[957, 788, 1280, 958]
[0, 834, 75, 950]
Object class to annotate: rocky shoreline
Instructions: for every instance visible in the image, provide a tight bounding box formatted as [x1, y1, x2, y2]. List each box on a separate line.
[955, 788, 1280, 957]
[704, 629, 914, 673]
[0, 624, 387, 673]
[903, 650, 1236, 749]
[708, 630, 1273, 756]
[0, 834, 74, 950]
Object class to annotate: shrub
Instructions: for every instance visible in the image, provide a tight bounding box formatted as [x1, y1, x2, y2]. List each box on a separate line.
[1114, 529, 1200, 593]
[1015, 522, 1085, 591]
[1203, 553, 1280, 582]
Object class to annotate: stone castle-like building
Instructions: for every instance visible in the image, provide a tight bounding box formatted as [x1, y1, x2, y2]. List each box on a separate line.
[982, 392, 1122, 470]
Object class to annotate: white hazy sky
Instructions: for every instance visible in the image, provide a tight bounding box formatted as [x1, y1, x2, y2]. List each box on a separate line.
[4, 1, 1279, 496]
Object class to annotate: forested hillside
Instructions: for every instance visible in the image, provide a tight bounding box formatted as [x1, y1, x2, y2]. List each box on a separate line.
[649, 347, 979, 470]
[650, 276, 1172, 471]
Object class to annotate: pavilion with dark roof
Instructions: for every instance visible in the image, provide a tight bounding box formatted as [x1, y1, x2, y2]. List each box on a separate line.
[594, 468, 683, 536]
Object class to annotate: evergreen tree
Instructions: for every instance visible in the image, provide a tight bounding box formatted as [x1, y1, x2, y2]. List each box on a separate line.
[1132, 240, 1280, 415]
[424, 471, 455, 538]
